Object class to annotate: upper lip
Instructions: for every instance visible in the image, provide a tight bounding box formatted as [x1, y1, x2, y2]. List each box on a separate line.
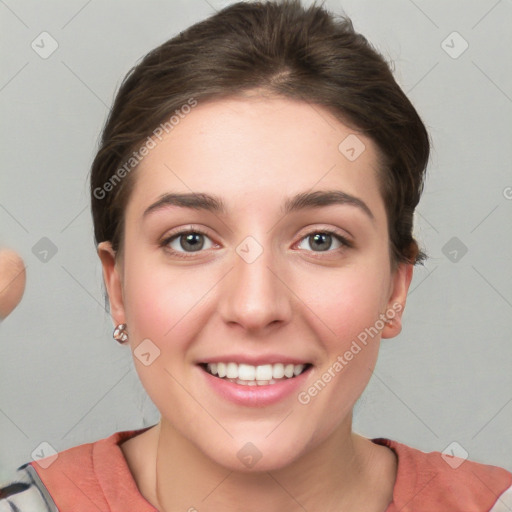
[198, 354, 312, 366]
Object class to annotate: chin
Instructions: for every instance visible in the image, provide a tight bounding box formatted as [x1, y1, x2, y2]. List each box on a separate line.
[200, 431, 310, 473]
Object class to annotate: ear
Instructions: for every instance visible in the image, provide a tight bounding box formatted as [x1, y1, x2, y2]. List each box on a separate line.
[381, 263, 413, 339]
[97, 241, 126, 326]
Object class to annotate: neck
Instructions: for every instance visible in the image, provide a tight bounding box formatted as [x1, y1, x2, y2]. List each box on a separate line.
[145, 415, 395, 512]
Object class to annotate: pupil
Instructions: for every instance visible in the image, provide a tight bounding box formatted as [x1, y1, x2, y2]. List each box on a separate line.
[182, 233, 204, 252]
[179, 233, 332, 252]
[311, 233, 331, 251]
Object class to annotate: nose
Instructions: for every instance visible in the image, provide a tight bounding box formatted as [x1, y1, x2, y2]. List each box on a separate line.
[217, 239, 293, 334]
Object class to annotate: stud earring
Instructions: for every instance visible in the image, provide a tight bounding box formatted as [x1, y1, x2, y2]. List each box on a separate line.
[113, 323, 128, 344]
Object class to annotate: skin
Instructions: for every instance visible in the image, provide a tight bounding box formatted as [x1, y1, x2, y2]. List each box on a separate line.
[0, 248, 26, 320]
[98, 94, 413, 511]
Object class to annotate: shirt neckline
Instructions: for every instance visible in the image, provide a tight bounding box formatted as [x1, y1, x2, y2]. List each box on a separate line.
[93, 427, 406, 511]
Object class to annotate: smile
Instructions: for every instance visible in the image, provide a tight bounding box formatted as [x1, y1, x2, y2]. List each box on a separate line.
[201, 362, 312, 386]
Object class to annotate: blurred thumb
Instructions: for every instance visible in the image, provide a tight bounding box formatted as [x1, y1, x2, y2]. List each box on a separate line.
[0, 248, 26, 320]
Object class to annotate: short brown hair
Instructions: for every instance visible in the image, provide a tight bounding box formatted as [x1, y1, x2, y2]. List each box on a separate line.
[90, 0, 429, 267]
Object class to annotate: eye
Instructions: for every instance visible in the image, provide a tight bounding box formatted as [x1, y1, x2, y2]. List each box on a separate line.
[296, 230, 352, 252]
[160, 227, 352, 258]
[161, 229, 215, 255]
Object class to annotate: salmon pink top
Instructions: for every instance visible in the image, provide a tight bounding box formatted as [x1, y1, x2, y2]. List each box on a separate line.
[1, 427, 511, 511]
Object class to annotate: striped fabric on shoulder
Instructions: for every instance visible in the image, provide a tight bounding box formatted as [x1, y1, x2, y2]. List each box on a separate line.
[0, 463, 58, 512]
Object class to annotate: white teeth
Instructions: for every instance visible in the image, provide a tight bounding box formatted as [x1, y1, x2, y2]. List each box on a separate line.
[284, 364, 294, 378]
[238, 364, 256, 380]
[226, 362, 238, 379]
[205, 362, 309, 382]
[293, 364, 305, 376]
[223, 378, 278, 386]
[217, 362, 226, 378]
[255, 364, 273, 381]
[273, 363, 285, 378]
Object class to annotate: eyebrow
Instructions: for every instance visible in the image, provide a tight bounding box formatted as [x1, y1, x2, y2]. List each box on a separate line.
[142, 190, 374, 220]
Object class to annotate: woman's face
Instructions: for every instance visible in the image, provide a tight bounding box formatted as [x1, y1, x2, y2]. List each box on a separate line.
[99, 94, 412, 471]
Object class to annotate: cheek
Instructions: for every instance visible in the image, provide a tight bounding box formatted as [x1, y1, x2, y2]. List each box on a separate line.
[122, 251, 220, 353]
[299, 261, 388, 344]
[120, 254, 212, 419]
[293, 263, 387, 412]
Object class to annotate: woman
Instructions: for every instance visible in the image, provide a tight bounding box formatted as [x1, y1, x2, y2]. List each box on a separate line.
[1, 1, 510, 510]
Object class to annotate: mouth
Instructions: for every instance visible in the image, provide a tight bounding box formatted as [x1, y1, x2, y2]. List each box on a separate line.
[198, 362, 313, 386]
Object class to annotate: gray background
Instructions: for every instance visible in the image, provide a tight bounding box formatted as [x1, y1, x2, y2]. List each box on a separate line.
[1, 0, 511, 479]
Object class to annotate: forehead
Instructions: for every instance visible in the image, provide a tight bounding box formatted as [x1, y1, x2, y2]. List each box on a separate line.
[125, 95, 386, 221]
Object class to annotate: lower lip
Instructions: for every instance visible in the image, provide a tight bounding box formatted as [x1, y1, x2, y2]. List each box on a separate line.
[198, 365, 312, 407]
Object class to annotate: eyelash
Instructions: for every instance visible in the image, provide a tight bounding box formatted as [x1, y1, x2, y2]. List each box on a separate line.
[160, 225, 353, 259]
